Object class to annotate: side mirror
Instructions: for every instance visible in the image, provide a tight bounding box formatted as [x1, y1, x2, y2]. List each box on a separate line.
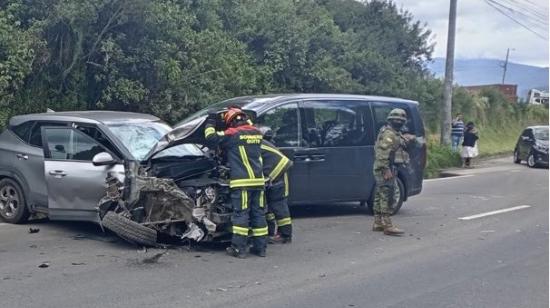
[92, 152, 117, 166]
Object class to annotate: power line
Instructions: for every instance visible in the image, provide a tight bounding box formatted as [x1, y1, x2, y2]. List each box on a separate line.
[484, 0, 548, 39]
[499, 1, 549, 26]
[495, 0, 548, 25]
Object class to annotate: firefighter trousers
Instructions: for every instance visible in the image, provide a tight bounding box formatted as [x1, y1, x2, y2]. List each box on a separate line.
[230, 188, 267, 252]
[266, 175, 292, 238]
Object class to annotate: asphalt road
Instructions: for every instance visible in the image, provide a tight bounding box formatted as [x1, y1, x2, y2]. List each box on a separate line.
[0, 157, 548, 308]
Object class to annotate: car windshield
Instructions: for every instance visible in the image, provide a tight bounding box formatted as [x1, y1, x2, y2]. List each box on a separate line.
[534, 128, 549, 141]
[107, 122, 204, 160]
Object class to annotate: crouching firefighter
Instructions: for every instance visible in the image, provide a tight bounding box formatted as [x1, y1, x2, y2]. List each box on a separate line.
[204, 107, 268, 258]
[258, 128, 293, 244]
[372, 108, 413, 236]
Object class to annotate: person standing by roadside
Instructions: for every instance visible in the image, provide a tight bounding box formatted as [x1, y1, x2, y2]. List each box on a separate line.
[372, 108, 414, 236]
[204, 108, 267, 258]
[451, 113, 465, 151]
[461, 121, 479, 168]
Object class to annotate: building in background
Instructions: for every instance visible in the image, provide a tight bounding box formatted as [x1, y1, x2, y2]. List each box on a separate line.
[526, 89, 549, 105]
[463, 84, 518, 103]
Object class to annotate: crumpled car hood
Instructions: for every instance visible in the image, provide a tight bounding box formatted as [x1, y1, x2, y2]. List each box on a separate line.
[145, 116, 208, 161]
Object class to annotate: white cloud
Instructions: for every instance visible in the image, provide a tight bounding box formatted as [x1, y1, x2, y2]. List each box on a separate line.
[392, 0, 549, 67]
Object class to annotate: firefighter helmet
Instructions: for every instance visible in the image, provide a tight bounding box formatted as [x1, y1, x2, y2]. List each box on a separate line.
[223, 107, 247, 126]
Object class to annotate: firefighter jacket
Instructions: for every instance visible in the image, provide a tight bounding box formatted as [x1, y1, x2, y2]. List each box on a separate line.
[260, 140, 293, 183]
[205, 122, 265, 189]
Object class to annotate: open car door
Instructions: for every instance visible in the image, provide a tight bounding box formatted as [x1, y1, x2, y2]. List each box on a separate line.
[41, 126, 124, 222]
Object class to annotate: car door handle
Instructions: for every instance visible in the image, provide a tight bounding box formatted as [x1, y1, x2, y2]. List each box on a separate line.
[16, 153, 29, 160]
[309, 154, 325, 162]
[294, 154, 309, 162]
[49, 170, 67, 178]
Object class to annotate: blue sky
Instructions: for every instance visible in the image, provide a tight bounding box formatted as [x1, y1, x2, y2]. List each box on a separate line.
[391, 0, 549, 67]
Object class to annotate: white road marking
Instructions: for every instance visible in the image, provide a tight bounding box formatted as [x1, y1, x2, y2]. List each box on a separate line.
[458, 205, 532, 221]
[424, 174, 474, 182]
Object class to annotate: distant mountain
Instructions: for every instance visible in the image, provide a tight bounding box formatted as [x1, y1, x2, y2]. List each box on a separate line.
[427, 58, 549, 100]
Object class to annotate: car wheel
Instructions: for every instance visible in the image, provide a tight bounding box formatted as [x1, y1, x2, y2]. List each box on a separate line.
[527, 152, 537, 168]
[391, 177, 405, 215]
[101, 211, 158, 247]
[513, 149, 521, 164]
[0, 178, 30, 224]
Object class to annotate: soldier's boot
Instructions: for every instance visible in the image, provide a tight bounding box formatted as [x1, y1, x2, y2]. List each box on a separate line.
[372, 214, 385, 232]
[382, 215, 404, 236]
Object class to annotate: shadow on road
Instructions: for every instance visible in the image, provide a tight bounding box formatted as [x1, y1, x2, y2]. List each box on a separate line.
[290, 202, 371, 218]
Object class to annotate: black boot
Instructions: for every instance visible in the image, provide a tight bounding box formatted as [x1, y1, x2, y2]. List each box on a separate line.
[226, 246, 247, 259]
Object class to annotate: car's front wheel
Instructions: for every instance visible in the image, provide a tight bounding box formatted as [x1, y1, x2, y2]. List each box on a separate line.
[0, 178, 30, 224]
[513, 148, 521, 164]
[527, 151, 538, 168]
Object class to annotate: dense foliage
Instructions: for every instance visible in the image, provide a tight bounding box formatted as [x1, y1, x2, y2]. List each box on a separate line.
[0, 0, 435, 124]
[0, 0, 546, 143]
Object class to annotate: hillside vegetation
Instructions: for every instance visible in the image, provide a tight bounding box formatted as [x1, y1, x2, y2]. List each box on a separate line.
[0, 0, 547, 177]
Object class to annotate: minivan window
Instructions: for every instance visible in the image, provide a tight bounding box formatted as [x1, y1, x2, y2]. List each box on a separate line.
[256, 103, 300, 147]
[372, 103, 415, 135]
[300, 100, 374, 147]
[29, 122, 68, 147]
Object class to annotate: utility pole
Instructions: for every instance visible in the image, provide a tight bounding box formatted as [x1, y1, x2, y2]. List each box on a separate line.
[441, 0, 457, 146]
[501, 48, 511, 84]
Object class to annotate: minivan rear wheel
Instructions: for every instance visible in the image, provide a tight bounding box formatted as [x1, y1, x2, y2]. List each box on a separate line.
[391, 177, 405, 215]
[0, 178, 30, 224]
[366, 177, 405, 215]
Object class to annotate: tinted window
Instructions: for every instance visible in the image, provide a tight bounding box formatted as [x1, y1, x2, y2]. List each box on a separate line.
[76, 125, 120, 158]
[300, 100, 374, 147]
[372, 103, 415, 134]
[29, 122, 67, 147]
[10, 121, 34, 142]
[534, 128, 548, 140]
[257, 103, 300, 147]
[44, 128, 107, 161]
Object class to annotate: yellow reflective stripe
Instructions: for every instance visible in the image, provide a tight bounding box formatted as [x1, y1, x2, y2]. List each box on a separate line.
[241, 190, 248, 210]
[269, 156, 289, 180]
[259, 190, 264, 208]
[284, 173, 289, 197]
[216, 131, 225, 136]
[205, 127, 215, 137]
[232, 226, 249, 236]
[277, 217, 292, 226]
[229, 178, 265, 188]
[238, 146, 255, 179]
[251, 227, 268, 236]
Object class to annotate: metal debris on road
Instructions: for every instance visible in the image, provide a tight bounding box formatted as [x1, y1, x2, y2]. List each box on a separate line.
[38, 262, 50, 268]
[29, 227, 40, 234]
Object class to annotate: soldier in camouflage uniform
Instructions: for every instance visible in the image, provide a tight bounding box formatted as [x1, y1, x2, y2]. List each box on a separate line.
[372, 108, 414, 236]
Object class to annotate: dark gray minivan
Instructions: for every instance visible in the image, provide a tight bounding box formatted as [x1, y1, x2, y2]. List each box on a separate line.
[178, 94, 427, 213]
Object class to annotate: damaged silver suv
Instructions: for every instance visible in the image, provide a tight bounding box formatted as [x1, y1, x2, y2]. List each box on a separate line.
[0, 111, 233, 245]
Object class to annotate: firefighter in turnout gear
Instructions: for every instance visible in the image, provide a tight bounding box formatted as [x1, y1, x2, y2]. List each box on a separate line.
[258, 127, 293, 244]
[204, 108, 267, 258]
[372, 108, 414, 236]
